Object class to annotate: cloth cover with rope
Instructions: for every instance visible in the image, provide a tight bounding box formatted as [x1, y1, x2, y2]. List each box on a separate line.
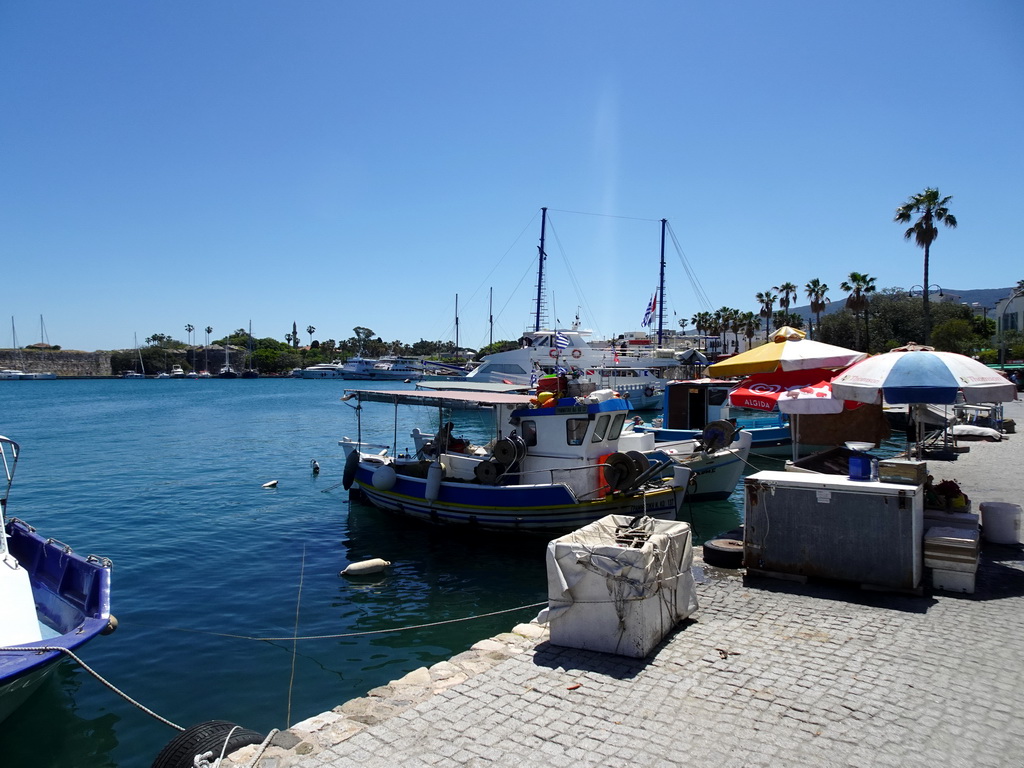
[540, 514, 697, 658]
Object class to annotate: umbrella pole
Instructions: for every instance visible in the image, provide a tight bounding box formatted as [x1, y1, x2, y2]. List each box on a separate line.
[791, 413, 799, 463]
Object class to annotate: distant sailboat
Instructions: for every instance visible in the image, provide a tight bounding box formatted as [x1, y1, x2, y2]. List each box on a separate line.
[123, 334, 145, 378]
[241, 322, 259, 378]
[219, 339, 238, 378]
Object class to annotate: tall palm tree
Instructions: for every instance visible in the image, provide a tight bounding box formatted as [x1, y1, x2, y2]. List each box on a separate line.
[184, 324, 194, 369]
[755, 290, 777, 341]
[840, 272, 877, 351]
[307, 325, 316, 346]
[895, 188, 957, 346]
[204, 326, 212, 372]
[773, 282, 798, 323]
[715, 307, 740, 353]
[804, 279, 830, 338]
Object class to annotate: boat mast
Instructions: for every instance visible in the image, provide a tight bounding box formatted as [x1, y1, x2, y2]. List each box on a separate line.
[455, 294, 460, 362]
[658, 218, 667, 346]
[488, 287, 493, 348]
[534, 207, 547, 332]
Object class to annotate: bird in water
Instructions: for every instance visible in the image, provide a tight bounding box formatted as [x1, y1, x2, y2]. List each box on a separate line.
[310, 459, 320, 475]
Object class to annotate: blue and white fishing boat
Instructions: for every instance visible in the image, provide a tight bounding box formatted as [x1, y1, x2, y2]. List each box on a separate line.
[634, 378, 795, 456]
[0, 436, 115, 723]
[339, 388, 693, 532]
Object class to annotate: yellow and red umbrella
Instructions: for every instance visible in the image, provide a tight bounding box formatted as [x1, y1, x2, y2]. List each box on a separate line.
[707, 326, 867, 378]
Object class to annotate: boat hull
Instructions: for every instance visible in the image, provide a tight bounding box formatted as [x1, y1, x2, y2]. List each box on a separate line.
[352, 464, 685, 532]
[0, 519, 112, 723]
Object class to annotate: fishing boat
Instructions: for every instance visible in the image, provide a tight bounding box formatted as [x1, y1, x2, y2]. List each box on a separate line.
[618, 422, 753, 502]
[0, 436, 115, 723]
[633, 379, 796, 456]
[338, 388, 693, 532]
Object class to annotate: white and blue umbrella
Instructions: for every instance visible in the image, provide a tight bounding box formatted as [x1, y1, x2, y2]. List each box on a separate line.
[831, 344, 1017, 405]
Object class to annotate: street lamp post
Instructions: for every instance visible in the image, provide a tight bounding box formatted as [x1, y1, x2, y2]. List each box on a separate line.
[997, 289, 1024, 369]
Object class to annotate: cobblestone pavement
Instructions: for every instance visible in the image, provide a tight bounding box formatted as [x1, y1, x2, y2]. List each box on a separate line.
[232, 400, 1024, 768]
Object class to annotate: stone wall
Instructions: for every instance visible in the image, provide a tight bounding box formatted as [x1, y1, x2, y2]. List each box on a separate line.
[0, 350, 113, 377]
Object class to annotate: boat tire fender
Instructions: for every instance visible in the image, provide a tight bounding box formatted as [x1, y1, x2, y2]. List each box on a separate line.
[644, 386, 655, 397]
[151, 721, 265, 768]
[702, 538, 745, 569]
[342, 451, 359, 490]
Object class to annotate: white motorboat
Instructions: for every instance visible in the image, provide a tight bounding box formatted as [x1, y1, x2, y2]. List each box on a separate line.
[300, 361, 347, 379]
[338, 356, 381, 380]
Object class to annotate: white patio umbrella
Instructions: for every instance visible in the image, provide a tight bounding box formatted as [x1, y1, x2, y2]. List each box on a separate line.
[831, 343, 1018, 453]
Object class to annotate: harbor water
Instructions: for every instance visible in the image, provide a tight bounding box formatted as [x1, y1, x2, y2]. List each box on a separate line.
[0, 379, 758, 767]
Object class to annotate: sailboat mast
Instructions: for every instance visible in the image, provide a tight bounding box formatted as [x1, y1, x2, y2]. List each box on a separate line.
[658, 218, 667, 346]
[489, 287, 493, 347]
[534, 207, 547, 333]
[454, 294, 460, 362]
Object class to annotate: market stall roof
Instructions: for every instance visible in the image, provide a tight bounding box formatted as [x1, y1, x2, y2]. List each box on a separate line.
[707, 326, 867, 377]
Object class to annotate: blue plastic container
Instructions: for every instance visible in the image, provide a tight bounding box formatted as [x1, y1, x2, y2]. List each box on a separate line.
[848, 453, 872, 481]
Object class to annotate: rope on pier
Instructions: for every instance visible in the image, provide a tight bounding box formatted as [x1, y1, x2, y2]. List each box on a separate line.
[0, 645, 185, 731]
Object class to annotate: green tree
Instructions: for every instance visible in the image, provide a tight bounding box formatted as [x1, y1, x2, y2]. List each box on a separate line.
[895, 188, 957, 346]
[739, 311, 761, 350]
[773, 282, 798, 320]
[307, 325, 316, 345]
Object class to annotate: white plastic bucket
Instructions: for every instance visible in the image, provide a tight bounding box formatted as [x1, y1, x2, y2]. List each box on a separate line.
[979, 502, 1022, 545]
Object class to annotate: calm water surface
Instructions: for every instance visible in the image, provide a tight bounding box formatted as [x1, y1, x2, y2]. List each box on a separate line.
[0, 379, 755, 767]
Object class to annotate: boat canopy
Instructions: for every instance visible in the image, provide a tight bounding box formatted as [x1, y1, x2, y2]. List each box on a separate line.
[344, 389, 534, 408]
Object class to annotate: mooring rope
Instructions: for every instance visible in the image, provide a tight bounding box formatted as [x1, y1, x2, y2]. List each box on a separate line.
[0, 645, 185, 731]
[144, 601, 549, 643]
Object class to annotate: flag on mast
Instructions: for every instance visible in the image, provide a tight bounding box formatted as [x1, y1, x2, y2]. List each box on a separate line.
[641, 292, 658, 327]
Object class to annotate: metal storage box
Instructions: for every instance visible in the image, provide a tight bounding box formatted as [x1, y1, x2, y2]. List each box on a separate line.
[744, 471, 923, 590]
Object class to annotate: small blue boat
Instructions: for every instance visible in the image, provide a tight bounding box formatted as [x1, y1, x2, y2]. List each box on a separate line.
[0, 436, 115, 723]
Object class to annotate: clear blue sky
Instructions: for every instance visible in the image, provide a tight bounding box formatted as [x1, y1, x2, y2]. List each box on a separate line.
[3, 1, 1021, 352]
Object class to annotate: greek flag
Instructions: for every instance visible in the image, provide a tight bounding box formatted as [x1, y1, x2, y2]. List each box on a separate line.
[641, 292, 657, 327]
[554, 332, 570, 349]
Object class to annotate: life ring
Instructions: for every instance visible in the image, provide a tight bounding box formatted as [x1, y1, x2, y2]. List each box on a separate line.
[643, 386, 655, 397]
[549, 349, 559, 358]
[571, 349, 582, 359]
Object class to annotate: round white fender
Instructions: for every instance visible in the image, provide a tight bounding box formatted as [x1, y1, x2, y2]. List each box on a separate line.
[341, 558, 391, 576]
[371, 464, 397, 490]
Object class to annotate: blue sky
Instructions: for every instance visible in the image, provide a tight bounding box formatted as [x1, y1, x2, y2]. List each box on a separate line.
[3, 1, 1021, 352]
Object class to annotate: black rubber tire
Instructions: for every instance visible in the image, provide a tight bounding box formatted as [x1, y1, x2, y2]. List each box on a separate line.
[702, 538, 745, 569]
[625, 450, 650, 476]
[492, 438, 518, 465]
[151, 721, 265, 768]
[342, 450, 359, 490]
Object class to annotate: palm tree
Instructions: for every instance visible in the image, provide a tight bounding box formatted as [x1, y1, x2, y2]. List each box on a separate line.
[739, 311, 761, 351]
[840, 272, 877, 351]
[755, 290, 777, 341]
[307, 325, 316, 346]
[895, 188, 957, 346]
[804, 279, 830, 338]
[184, 324, 195, 369]
[204, 326, 212, 372]
[773, 282, 798, 322]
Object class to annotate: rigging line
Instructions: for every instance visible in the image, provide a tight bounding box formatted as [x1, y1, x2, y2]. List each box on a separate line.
[287, 545, 306, 726]
[544, 215, 601, 337]
[666, 222, 715, 312]
[547, 207, 662, 223]
[140, 602, 549, 643]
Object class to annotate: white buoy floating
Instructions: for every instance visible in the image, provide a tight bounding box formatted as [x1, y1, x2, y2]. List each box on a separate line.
[340, 558, 391, 577]
[262, 480, 278, 489]
[310, 459, 320, 475]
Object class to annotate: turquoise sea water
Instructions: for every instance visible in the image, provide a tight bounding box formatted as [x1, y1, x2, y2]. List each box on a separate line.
[0, 379, 756, 767]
